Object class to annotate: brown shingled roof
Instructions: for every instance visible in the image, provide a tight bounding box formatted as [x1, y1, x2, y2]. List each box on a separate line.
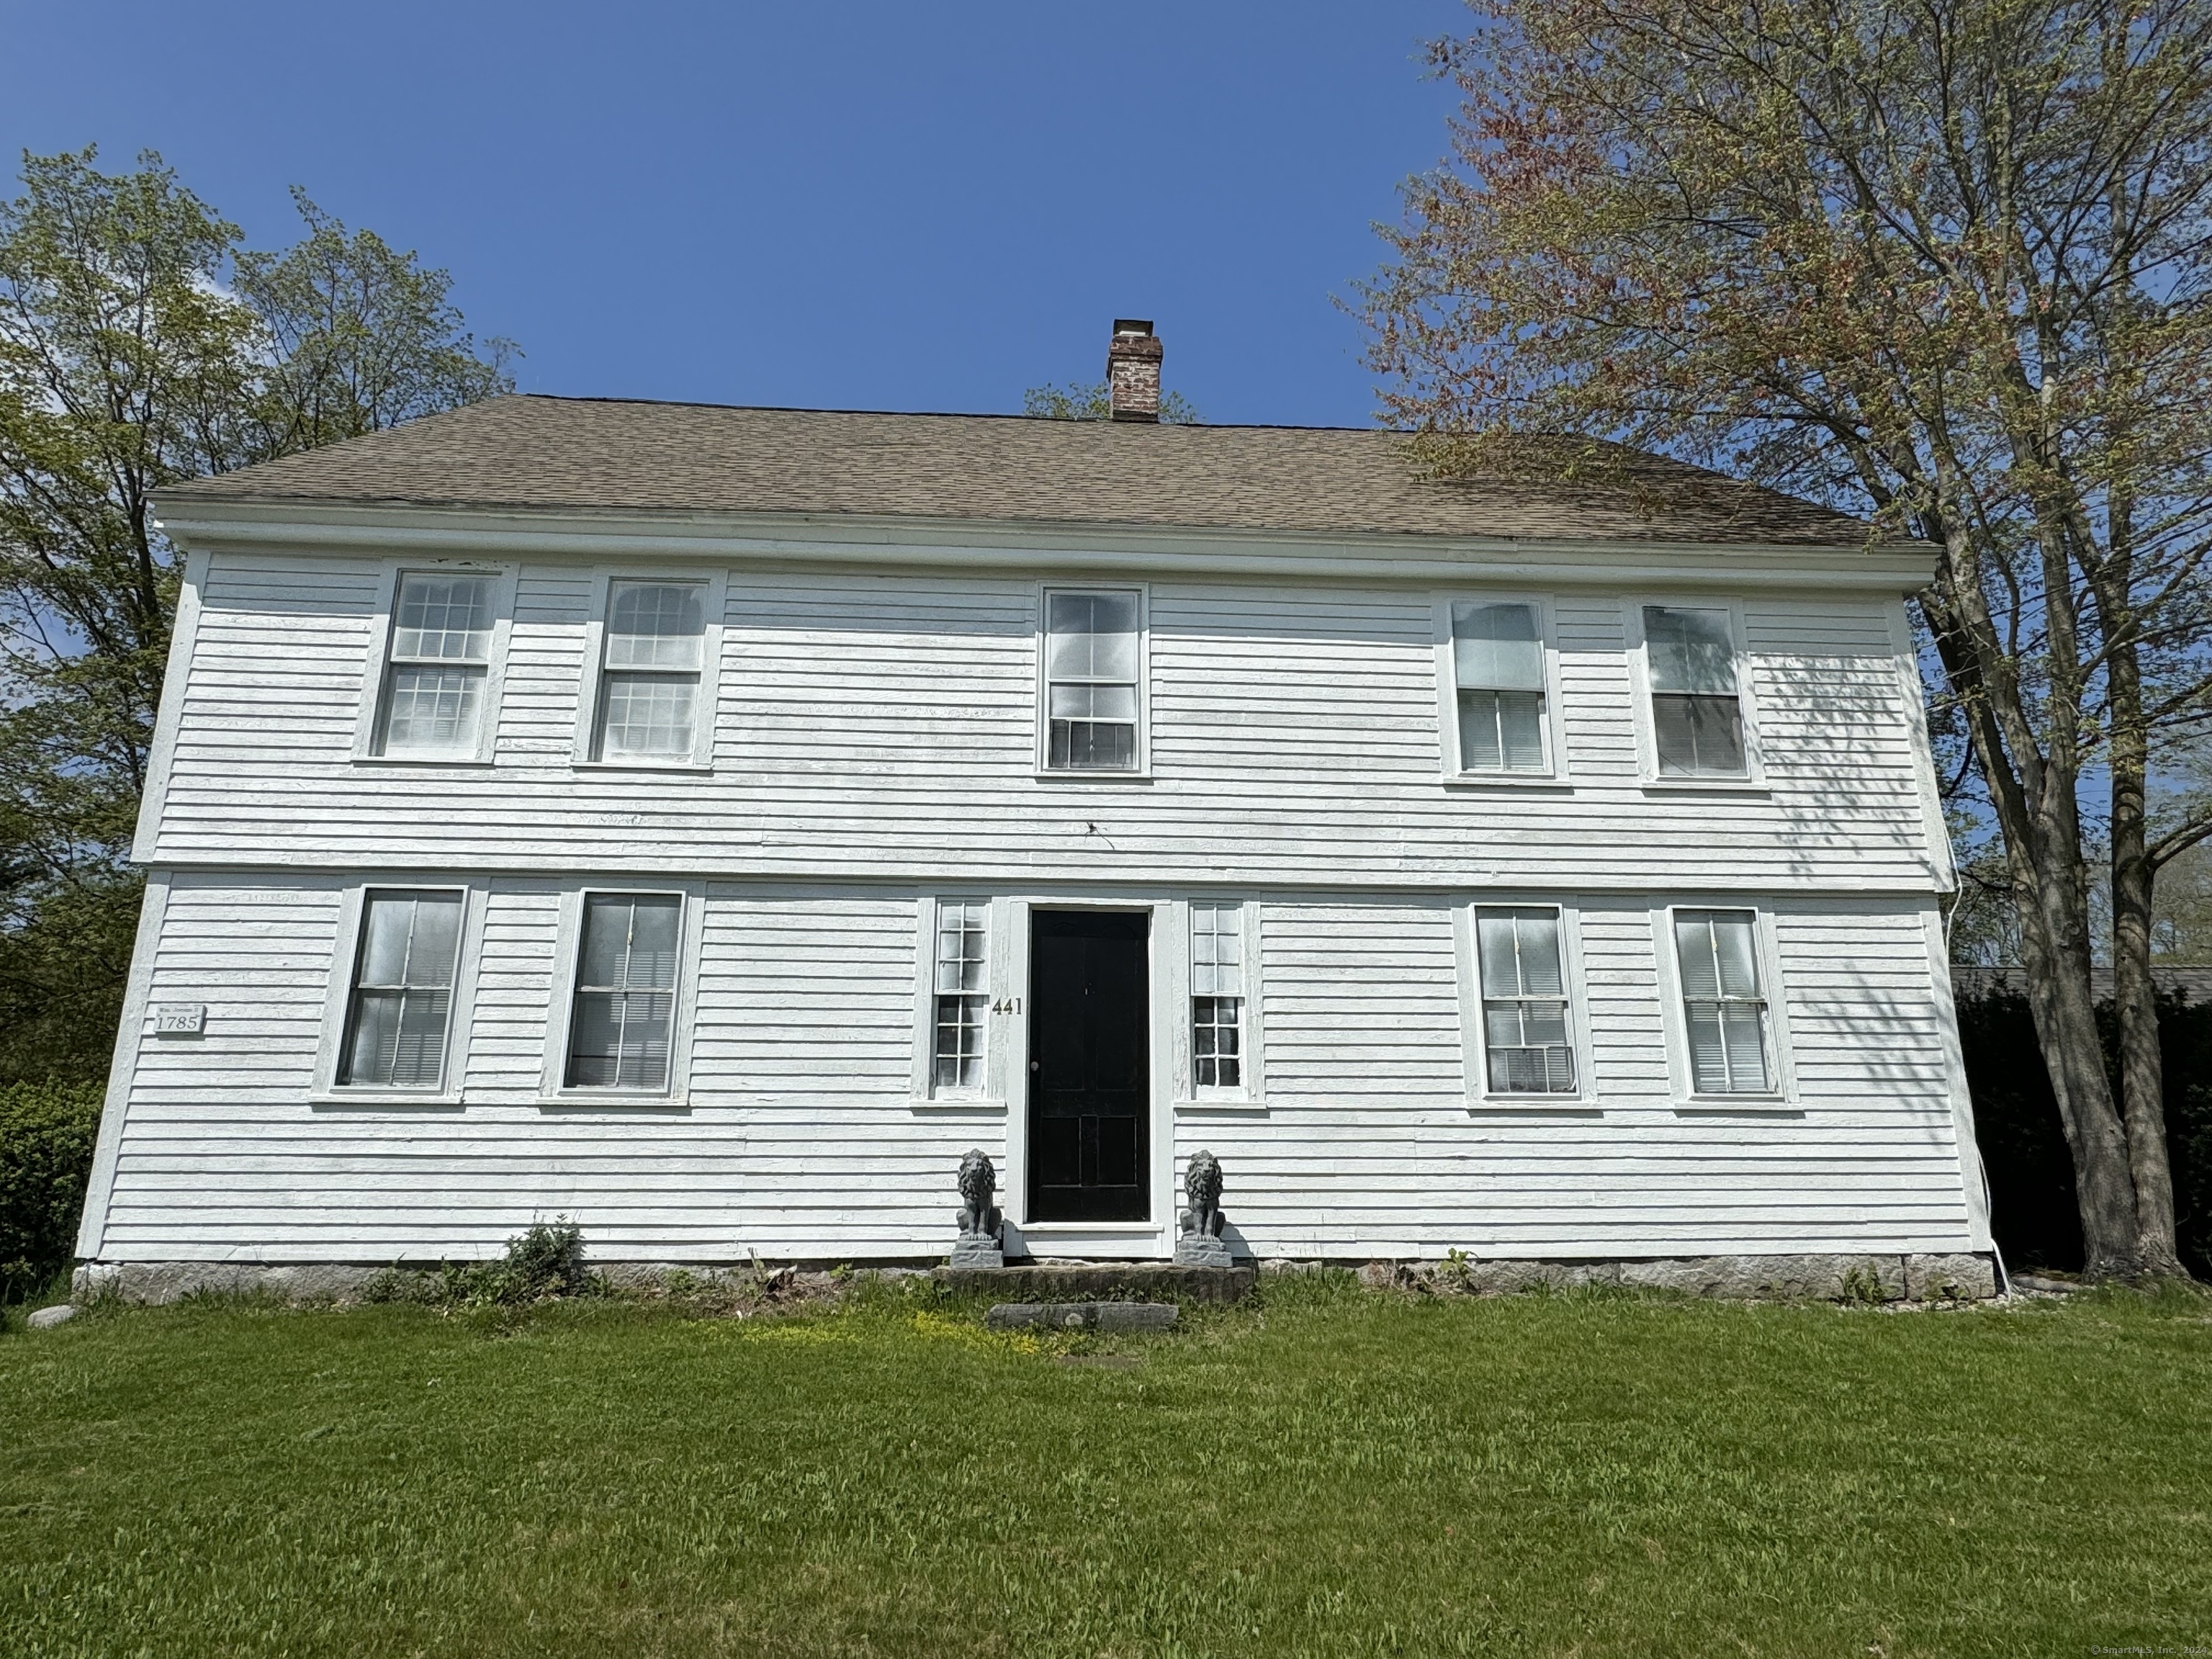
[161, 393, 1899, 548]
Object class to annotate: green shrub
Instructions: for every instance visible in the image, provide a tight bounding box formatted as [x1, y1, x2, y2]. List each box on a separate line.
[361, 1220, 591, 1308]
[0, 1081, 104, 1303]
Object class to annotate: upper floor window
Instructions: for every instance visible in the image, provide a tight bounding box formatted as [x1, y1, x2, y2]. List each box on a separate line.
[377, 574, 493, 756]
[339, 889, 464, 1089]
[1043, 590, 1141, 771]
[1451, 601, 1548, 773]
[1672, 908, 1771, 1093]
[1474, 906, 1576, 1094]
[1190, 901, 1244, 1089]
[595, 581, 706, 761]
[931, 899, 989, 1093]
[566, 892, 683, 1090]
[1644, 605, 1745, 776]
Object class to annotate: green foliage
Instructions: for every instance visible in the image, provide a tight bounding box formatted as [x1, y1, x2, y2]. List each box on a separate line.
[0, 1079, 102, 1301]
[3, 1292, 2208, 1653]
[1021, 379, 1201, 423]
[0, 148, 512, 1084]
[361, 1220, 592, 1308]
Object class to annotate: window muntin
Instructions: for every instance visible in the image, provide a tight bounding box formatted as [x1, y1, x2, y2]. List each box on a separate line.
[1644, 605, 1744, 776]
[566, 893, 683, 1090]
[378, 574, 493, 755]
[595, 581, 706, 760]
[339, 890, 464, 1089]
[1190, 901, 1244, 1089]
[931, 900, 988, 1092]
[1044, 590, 1140, 771]
[1673, 909, 1771, 1093]
[1474, 907, 1575, 1094]
[1452, 601, 1547, 773]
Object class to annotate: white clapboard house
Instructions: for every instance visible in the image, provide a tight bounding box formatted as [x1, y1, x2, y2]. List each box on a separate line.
[73, 322, 1994, 1292]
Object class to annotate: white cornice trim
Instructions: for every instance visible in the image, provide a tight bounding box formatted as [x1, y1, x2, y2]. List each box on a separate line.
[151, 498, 1937, 593]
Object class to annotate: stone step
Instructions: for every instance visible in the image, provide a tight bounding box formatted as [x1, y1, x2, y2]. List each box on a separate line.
[935, 1262, 1254, 1303]
[986, 1302, 1178, 1332]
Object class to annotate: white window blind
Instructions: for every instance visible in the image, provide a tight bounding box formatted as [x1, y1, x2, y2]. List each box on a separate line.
[1645, 606, 1745, 775]
[1452, 602, 1547, 772]
[932, 901, 987, 1092]
[1190, 901, 1244, 1089]
[339, 890, 464, 1088]
[378, 574, 493, 755]
[1474, 907, 1576, 1093]
[567, 894, 682, 1089]
[1673, 909, 1771, 1092]
[1045, 591, 1139, 770]
[595, 582, 706, 760]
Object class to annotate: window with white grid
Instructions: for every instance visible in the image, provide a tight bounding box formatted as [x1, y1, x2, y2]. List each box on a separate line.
[1044, 590, 1141, 771]
[377, 574, 493, 755]
[1645, 606, 1745, 776]
[1475, 907, 1577, 1094]
[1673, 909, 1772, 1093]
[339, 890, 464, 1089]
[566, 893, 682, 1090]
[595, 581, 706, 760]
[932, 900, 988, 1092]
[1452, 601, 1548, 773]
[1190, 901, 1244, 1089]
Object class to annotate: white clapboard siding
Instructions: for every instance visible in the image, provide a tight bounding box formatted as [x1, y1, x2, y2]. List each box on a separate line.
[145, 554, 1943, 892]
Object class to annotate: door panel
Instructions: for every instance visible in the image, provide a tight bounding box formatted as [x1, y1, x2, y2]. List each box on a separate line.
[1028, 909, 1150, 1222]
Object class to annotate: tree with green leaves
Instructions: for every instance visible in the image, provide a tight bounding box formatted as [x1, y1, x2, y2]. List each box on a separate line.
[1359, 0, 2212, 1277]
[1022, 382, 1202, 423]
[0, 148, 512, 1082]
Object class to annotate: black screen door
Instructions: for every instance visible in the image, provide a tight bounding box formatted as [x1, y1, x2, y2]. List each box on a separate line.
[1028, 909, 1150, 1222]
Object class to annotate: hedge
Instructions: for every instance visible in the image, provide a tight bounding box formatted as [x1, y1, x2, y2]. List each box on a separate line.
[0, 1081, 104, 1303]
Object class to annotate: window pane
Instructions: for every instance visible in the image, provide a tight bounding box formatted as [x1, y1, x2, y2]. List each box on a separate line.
[1192, 903, 1244, 998]
[606, 583, 705, 669]
[1674, 912, 1758, 997]
[1476, 909, 1563, 998]
[1194, 995, 1242, 1088]
[933, 994, 985, 1089]
[391, 575, 493, 662]
[597, 673, 698, 757]
[579, 894, 682, 992]
[1653, 692, 1744, 775]
[1645, 606, 1737, 693]
[1722, 1002, 1771, 1091]
[1048, 719, 1136, 770]
[381, 664, 485, 753]
[1046, 592, 1139, 680]
[567, 991, 674, 1089]
[1048, 683, 1139, 721]
[1457, 688, 1545, 772]
[1452, 602, 1543, 691]
[341, 891, 463, 1088]
[935, 901, 987, 995]
[568, 894, 680, 1089]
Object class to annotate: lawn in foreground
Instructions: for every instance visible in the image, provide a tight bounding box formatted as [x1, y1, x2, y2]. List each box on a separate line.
[1, 1276, 2207, 1658]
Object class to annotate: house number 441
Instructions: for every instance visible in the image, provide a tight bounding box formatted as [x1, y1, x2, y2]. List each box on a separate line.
[991, 998, 1022, 1015]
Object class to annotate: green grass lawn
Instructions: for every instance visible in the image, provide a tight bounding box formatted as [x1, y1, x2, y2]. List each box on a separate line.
[2, 1275, 2208, 1658]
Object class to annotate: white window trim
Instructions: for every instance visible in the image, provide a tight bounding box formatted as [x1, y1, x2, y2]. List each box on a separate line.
[1454, 899, 1596, 1110]
[910, 894, 1011, 1109]
[351, 561, 518, 767]
[310, 880, 487, 1106]
[1034, 582, 1151, 780]
[538, 884, 705, 1107]
[1650, 901, 1799, 1110]
[571, 567, 728, 773]
[1622, 596, 1766, 789]
[1167, 896, 1265, 1110]
[1432, 592, 1570, 785]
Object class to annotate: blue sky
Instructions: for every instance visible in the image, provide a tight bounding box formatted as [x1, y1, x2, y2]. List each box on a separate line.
[4, 2, 1467, 427]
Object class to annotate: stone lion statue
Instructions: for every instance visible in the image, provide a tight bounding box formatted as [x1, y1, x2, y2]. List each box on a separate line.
[1181, 1148, 1225, 1240]
[956, 1148, 1001, 1240]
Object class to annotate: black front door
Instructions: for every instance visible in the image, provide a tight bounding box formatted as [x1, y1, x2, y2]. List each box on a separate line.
[1028, 909, 1150, 1222]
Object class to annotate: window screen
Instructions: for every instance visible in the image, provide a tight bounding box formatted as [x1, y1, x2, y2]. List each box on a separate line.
[932, 900, 988, 1092]
[1045, 591, 1140, 770]
[1452, 602, 1547, 772]
[595, 582, 706, 760]
[567, 893, 682, 1089]
[1673, 909, 1771, 1092]
[378, 574, 493, 755]
[1474, 907, 1576, 1093]
[340, 890, 464, 1088]
[1191, 901, 1244, 1089]
[1645, 606, 1744, 775]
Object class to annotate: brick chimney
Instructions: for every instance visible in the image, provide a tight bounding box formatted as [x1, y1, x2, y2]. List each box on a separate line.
[1106, 319, 1163, 423]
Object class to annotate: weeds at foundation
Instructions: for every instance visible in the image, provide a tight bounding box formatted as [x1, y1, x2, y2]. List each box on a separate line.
[361, 1220, 597, 1310]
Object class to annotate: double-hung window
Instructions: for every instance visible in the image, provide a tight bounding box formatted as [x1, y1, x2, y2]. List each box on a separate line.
[1644, 605, 1745, 776]
[594, 581, 706, 762]
[1672, 909, 1772, 1094]
[1474, 907, 1576, 1094]
[931, 900, 989, 1093]
[377, 573, 493, 756]
[1043, 590, 1141, 771]
[1190, 902, 1244, 1089]
[566, 893, 683, 1090]
[339, 890, 464, 1089]
[1452, 601, 1549, 773]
